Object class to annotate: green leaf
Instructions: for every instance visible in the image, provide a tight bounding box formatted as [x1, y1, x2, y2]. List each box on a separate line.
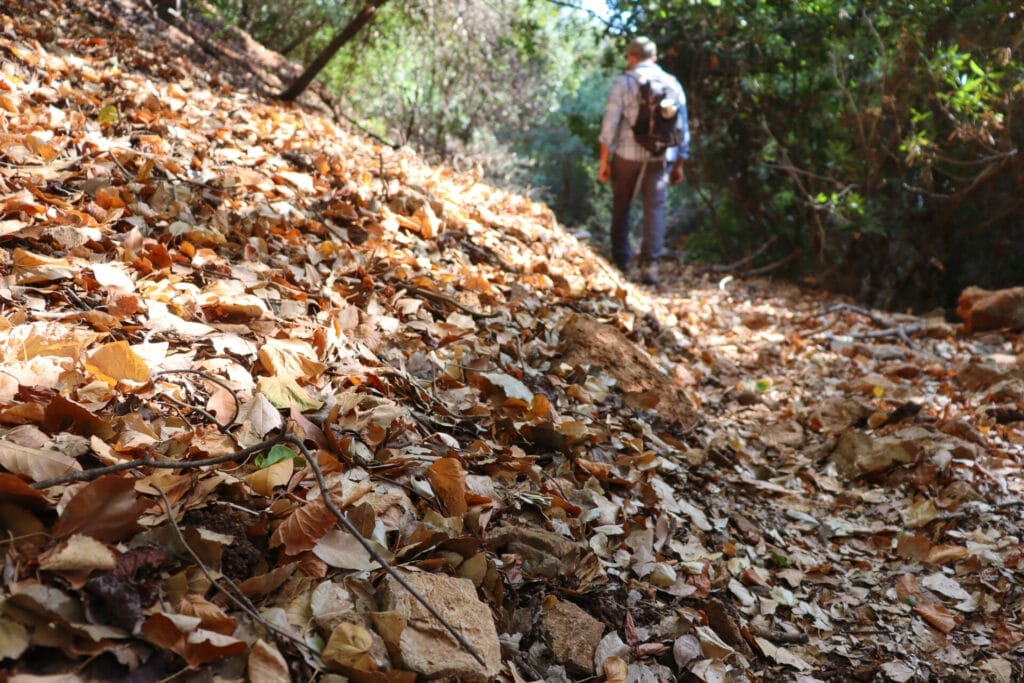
[254, 444, 302, 469]
[97, 104, 119, 125]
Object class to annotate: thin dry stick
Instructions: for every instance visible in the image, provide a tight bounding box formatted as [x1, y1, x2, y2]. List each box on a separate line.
[154, 369, 242, 431]
[281, 434, 487, 667]
[152, 486, 320, 663]
[30, 433, 287, 489]
[388, 278, 504, 320]
[700, 235, 779, 274]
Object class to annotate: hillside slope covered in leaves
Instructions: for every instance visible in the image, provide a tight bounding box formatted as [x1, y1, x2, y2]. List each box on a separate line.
[1, 1, 1022, 681]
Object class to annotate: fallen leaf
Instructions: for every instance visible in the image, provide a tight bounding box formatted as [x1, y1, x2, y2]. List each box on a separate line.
[52, 475, 151, 542]
[270, 497, 337, 556]
[428, 457, 468, 516]
[0, 439, 81, 483]
[38, 534, 117, 572]
[322, 622, 373, 671]
[915, 601, 958, 633]
[85, 340, 151, 386]
[249, 639, 290, 683]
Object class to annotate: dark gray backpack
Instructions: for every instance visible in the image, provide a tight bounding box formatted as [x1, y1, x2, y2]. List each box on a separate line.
[631, 73, 681, 157]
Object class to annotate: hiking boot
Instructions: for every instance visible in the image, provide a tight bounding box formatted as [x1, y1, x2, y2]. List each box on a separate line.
[641, 261, 660, 285]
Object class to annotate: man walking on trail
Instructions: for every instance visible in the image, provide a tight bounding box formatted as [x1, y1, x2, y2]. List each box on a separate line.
[598, 37, 689, 285]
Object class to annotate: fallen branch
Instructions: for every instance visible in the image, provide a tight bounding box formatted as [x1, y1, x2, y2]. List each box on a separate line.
[281, 434, 487, 667]
[390, 278, 505, 320]
[154, 369, 241, 432]
[153, 485, 321, 665]
[30, 433, 286, 489]
[745, 248, 800, 277]
[699, 235, 779, 275]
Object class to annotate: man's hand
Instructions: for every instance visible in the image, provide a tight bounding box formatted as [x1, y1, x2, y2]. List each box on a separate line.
[598, 158, 612, 184]
[670, 159, 685, 186]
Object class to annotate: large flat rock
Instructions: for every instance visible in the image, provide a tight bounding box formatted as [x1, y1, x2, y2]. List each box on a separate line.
[379, 569, 501, 681]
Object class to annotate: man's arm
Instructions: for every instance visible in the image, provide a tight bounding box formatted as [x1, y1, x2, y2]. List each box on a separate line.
[598, 77, 626, 184]
[670, 85, 690, 185]
[598, 143, 613, 183]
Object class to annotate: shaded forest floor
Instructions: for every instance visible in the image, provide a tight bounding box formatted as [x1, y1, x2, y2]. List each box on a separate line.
[1, 1, 1022, 681]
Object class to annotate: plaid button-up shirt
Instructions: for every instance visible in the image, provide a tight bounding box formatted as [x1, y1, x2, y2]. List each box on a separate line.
[599, 61, 690, 163]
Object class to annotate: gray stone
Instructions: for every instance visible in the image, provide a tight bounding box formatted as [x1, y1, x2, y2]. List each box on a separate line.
[487, 525, 580, 579]
[379, 569, 501, 681]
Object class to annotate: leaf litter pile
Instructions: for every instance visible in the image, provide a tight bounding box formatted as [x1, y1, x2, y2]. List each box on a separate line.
[1, 1, 1022, 681]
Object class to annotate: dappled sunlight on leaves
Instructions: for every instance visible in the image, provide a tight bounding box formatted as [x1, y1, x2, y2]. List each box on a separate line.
[0, 0, 1020, 680]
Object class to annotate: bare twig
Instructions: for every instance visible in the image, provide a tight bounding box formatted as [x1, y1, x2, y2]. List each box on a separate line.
[153, 485, 321, 663]
[823, 302, 893, 328]
[389, 278, 504, 320]
[700, 235, 779, 274]
[154, 369, 241, 431]
[745, 248, 800, 276]
[30, 433, 286, 489]
[281, 434, 487, 668]
[842, 323, 924, 344]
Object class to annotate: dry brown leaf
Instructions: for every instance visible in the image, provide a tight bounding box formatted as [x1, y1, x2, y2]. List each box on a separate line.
[322, 622, 374, 672]
[245, 458, 294, 497]
[52, 474, 151, 543]
[0, 439, 81, 483]
[178, 595, 238, 636]
[248, 639, 290, 683]
[38, 534, 117, 572]
[0, 473, 53, 510]
[428, 457, 468, 516]
[914, 601, 958, 634]
[924, 544, 970, 565]
[603, 656, 628, 683]
[270, 497, 337, 555]
[140, 612, 247, 667]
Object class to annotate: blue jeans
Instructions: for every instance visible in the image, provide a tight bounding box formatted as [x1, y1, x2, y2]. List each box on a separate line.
[610, 155, 668, 269]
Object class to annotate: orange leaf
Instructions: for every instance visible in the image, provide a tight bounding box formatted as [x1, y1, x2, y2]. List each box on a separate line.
[924, 544, 969, 565]
[914, 601, 958, 633]
[269, 497, 337, 555]
[895, 534, 932, 562]
[249, 639, 290, 683]
[178, 595, 238, 636]
[43, 394, 115, 440]
[52, 474, 150, 542]
[141, 612, 246, 667]
[0, 473, 52, 510]
[895, 574, 921, 604]
[428, 457, 467, 516]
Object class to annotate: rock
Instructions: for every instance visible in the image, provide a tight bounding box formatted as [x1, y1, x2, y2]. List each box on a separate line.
[378, 569, 501, 681]
[542, 599, 605, 674]
[957, 286, 1024, 332]
[559, 313, 699, 430]
[830, 430, 919, 478]
[487, 525, 581, 578]
[956, 357, 1024, 389]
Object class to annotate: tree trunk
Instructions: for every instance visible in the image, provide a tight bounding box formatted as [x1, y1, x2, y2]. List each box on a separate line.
[278, 0, 389, 102]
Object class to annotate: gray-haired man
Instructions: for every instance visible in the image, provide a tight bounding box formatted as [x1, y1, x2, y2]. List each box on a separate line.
[598, 37, 690, 285]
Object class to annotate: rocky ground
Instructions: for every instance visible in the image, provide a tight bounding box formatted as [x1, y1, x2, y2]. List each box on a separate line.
[0, 1, 1022, 681]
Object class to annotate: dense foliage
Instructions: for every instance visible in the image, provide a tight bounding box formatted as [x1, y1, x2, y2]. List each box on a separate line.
[616, 0, 1024, 310]
[203, 0, 1022, 310]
